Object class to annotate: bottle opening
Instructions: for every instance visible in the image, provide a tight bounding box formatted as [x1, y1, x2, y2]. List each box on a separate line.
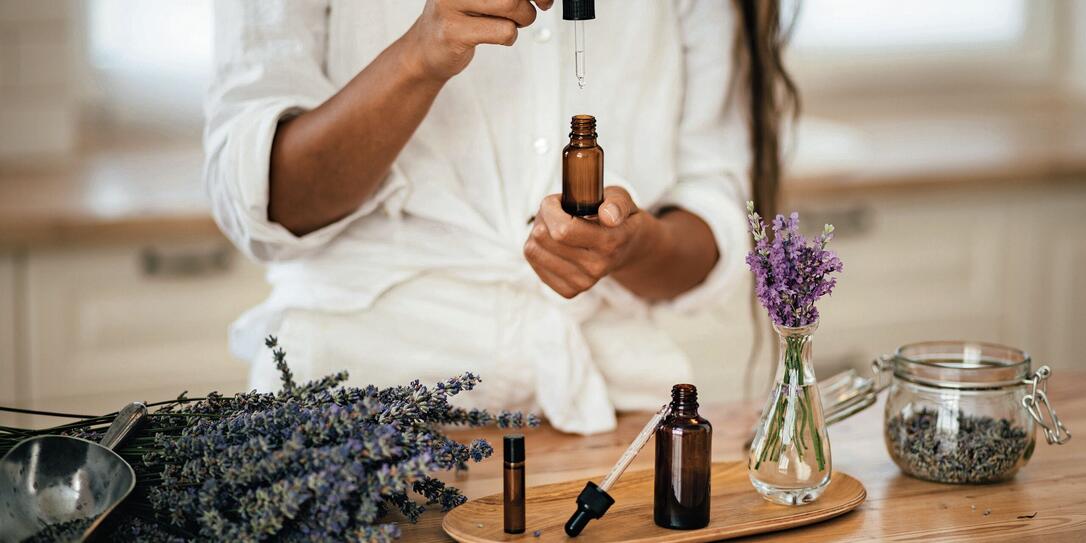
[570, 114, 597, 137]
[671, 384, 698, 409]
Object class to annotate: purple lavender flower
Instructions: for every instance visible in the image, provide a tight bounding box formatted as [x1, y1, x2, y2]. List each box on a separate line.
[746, 201, 843, 328]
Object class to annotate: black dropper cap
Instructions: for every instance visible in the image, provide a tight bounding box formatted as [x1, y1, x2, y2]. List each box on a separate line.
[563, 0, 595, 20]
[504, 434, 525, 463]
[563, 481, 615, 537]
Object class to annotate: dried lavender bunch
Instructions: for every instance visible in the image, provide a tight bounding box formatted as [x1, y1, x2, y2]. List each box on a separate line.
[0, 337, 538, 542]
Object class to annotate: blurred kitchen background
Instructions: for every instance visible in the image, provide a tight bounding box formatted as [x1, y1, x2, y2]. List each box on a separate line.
[1, 1, 1084, 425]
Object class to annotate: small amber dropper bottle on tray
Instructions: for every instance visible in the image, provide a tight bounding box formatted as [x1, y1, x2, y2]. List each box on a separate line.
[562, 115, 604, 217]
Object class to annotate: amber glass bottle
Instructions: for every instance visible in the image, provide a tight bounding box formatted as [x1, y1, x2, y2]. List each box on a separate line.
[562, 114, 604, 217]
[504, 434, 526, 534]
[654, 384, 712, 530]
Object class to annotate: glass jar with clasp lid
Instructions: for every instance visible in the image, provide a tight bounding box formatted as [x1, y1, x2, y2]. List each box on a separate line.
[819, 341, 1071, 483]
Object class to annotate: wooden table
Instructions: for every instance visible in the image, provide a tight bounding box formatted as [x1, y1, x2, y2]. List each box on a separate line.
[402, 372, 1085, 542]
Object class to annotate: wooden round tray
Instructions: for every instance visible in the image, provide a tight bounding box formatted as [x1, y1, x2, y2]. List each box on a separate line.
[443, 461, 866, 542]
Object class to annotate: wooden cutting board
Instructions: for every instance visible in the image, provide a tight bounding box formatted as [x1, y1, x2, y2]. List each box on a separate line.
[442, 462, 865, 542]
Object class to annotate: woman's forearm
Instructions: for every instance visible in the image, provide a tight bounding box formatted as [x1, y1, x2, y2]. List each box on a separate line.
[268, 37, 444, 236]
[611, 209, 720, 301]
[268, 0, 549, 236]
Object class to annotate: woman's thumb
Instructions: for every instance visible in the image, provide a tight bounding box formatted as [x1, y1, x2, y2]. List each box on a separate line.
[599, 187, 634, 227]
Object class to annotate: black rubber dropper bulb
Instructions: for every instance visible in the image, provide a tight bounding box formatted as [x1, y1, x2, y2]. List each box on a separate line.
[564, 481, 614, 537]
[563, 0, 595, 20]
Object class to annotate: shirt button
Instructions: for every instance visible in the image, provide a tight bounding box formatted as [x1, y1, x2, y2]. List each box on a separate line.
[535, 27, 552, 43]
[533, 137, 550, 155]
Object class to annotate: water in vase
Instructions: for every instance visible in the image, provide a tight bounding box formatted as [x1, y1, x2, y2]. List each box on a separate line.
[748, 381, 832, 505]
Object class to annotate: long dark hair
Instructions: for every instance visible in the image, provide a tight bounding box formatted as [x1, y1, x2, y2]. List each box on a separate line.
[732, 0, 799, 222]
[733, 0, 800, 395]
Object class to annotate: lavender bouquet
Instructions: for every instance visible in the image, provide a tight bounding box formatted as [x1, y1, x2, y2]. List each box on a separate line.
[745, 202, 842, 505]
[0, 338, 537, 542]
[745, 202, 842, 330]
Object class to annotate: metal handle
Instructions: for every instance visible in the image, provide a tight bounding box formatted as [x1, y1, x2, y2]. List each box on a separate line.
[822, 354, 893, 425]
[140, 244, 232, 278]
[1022, 366, 1071, 445]
[99, 402, 147, 450]
[798, 206, 872, 240]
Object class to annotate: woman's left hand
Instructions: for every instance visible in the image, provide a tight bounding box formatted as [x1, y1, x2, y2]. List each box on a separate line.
[524, 186, 658, 298]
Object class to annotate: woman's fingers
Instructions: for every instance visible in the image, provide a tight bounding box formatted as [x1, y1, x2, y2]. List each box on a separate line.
[598, 186, 638, 227]
[530, 222, 611, 279]
[538, 195, 631, 260]
[523, 235, 598, 298]
[459, 15, 520, 46]
[538, 195, 606, 249]
[460, 0, 540, 27]
[526, 191, 646, 296]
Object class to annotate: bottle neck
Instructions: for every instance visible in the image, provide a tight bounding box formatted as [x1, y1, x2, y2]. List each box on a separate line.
[568, 134, 598, 148]
[670, 384, 700, 417]
[569, 115, 598, 148]
[774, 324, 817, 385]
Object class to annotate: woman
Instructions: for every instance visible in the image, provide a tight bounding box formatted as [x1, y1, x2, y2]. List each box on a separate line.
[206, 0, 794, 434]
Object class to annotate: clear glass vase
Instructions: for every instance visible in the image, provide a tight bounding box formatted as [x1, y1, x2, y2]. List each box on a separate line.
[748, 321, 832, 505]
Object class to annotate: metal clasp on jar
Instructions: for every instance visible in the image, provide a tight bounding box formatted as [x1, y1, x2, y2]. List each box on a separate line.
[1022, 366, 1072, 445]
[820, 354, 892, 425]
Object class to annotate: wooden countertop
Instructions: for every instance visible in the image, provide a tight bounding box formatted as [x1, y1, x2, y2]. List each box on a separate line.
[0, 142, 222, 248]
[1, 104, 1085, 249]
[401, 371, 1085, 542]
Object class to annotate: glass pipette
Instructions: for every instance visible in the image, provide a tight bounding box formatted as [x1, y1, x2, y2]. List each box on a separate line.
[574, 20, 586, 89]
[600, 403, 669, 491]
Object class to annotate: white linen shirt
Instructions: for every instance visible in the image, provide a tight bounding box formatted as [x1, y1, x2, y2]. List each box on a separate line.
[206, 0, 751, 434]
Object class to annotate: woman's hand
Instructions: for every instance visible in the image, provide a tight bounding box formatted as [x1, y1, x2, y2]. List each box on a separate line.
[524, 187, 662, 299]
[405, 0, 553, 81]
[268, 0, 552, 236]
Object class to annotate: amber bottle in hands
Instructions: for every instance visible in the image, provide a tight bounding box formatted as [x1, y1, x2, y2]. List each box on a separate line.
[654, 384, 712, 530]
[562, 115, 604, 217]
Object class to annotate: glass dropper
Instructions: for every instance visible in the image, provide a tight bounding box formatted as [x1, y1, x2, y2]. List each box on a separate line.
[599, 403, 670, 491]
[574, 19, 586, 89]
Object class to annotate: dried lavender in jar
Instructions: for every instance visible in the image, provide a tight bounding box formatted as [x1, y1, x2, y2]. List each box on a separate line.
[886, 409, 1033, 483]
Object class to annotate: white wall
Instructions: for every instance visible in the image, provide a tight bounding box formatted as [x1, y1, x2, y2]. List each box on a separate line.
[0, 0, 78, 161]
[1068, 0, 1086, 95]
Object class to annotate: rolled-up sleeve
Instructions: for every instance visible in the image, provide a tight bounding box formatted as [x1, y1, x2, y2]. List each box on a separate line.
[654, 0, 751, 313]
[205, 0, 405, 262]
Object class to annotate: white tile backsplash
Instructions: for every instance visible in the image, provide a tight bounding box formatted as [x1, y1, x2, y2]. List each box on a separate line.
[0, 34, 13, 90]
[0, 0, 69, 23]
[0, 0, 75, 161]
[0, 99, 76, 158]
[15, 30, 70, 89]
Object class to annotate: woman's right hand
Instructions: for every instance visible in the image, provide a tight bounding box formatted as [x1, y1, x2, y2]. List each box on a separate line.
[404, 0, 553, 81]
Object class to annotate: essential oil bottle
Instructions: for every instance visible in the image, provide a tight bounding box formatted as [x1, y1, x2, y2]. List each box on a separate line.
[654, 384, 712, 530]
[562, 114, 604, 217]
[504, 434, 526, 534]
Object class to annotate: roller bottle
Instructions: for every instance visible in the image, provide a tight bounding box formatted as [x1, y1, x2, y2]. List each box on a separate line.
[504, 434, 526, 534]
